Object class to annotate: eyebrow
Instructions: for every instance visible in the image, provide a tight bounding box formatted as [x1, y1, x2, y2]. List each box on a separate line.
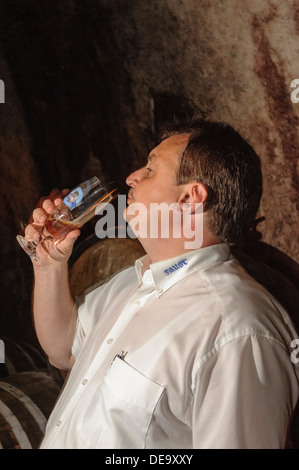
[147, 153, 157, 163]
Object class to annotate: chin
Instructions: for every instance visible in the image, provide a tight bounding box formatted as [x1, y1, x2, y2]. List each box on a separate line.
[123, 206, 130, 223]
[123, 205, 136, 225]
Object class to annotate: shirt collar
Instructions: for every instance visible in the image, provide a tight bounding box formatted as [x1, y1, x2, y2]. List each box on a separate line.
[135, 243, 231, 297]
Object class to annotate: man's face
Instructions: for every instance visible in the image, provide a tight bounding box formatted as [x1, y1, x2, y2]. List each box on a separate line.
[126, 134, 189, 209]
[124, 134, 190, 238]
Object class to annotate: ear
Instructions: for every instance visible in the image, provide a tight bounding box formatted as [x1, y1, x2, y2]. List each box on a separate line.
[178, 183, 208, 213]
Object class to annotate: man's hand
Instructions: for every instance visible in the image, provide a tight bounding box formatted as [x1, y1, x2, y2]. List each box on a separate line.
[24, 188, 80, 268]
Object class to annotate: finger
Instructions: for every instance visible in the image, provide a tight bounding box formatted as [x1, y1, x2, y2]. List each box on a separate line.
[28, 188, 71, 225]
[42, 198, 56, 215]
[53, 188, 70, 206]
[61, 188, 70, 196]
[27, 196, 47, 224]
[32, 207, 48, 225]
[38, 188, 70, 206]
[24, 223, 42, 240]
[50, 188, 70, 199]
[36, 196, 48, 209]
[48, 188, 61, 201]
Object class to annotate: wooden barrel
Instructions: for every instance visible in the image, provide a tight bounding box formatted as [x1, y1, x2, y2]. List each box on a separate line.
[69, 234, 146, 297]
[0, 371, 60, 449]
[0, 336, 47, 378]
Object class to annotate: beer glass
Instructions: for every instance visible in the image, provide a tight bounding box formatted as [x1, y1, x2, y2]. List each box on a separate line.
[17, 176, 117, 262]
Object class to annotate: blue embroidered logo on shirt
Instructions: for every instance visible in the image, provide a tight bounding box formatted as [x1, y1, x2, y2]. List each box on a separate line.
[164, 259, 188, 275]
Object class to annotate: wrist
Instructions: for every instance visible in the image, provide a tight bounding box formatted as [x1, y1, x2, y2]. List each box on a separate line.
[33, 259, 69, 274]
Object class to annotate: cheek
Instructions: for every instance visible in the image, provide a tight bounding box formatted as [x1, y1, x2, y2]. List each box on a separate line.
[134, 182, 153, 204]
[136, 177, 179, 205]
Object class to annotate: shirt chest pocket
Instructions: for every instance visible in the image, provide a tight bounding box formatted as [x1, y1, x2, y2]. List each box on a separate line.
[81, 357, 165, 448]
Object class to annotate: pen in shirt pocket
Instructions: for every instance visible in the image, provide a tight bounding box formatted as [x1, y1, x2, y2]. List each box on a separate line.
[115, 350, 128, 360]
[105, 350, 128, 375]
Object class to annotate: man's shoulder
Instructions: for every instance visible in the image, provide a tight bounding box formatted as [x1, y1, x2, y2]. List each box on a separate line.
[202, 256, 296, 339]
[77, 264, 137, 305]
[103, 264, 137, 288]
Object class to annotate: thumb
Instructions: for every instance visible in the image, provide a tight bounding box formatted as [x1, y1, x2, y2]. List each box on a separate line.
[55, 229, 81, 253]
[66, 228, 81, 240]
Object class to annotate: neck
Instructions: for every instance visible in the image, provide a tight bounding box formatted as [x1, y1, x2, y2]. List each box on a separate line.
[137, 230, 221, 265]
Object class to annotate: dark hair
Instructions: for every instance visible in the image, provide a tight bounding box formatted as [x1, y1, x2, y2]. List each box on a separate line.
[161, 118, 263, 245]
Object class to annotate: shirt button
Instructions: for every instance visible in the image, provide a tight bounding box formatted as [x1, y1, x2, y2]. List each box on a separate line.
[81, 379, 88, 385]
[107, 338, 113, 344]
[156, 288, 163, 294]
[135, 300, 141, 306]
[56, 420, 62, 427]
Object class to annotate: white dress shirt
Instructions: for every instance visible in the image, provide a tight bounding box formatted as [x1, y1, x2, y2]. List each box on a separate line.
[40, 243, 299, 449]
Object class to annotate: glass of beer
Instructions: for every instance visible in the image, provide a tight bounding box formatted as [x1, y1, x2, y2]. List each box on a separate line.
[17, 176, 117, 262]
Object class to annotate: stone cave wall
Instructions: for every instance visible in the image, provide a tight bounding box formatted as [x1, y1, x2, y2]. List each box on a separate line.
[0, 0, 298, 338]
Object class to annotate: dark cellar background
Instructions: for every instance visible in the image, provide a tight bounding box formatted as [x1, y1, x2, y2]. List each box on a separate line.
[0, 0, 298, 343]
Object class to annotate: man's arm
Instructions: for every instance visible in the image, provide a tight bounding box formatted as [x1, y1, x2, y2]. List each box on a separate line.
[32, 262, 77, 370]
[192, 334, 298, 448]
[25, 190, 81, 370]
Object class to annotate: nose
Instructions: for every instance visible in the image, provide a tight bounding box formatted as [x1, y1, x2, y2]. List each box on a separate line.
[126, 168, 143, 188]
